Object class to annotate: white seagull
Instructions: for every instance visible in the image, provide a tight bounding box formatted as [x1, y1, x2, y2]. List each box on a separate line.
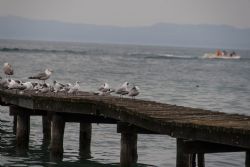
[115, 82, 129, 97]
[53, 80, 65, 93]
[22, 81, 33, 91]
[68, 81, 80, 95]
[128, 86, 140, 99]
[98, 82, 110, 92]
[28, 69, 53, 83]
[3, 62, 14, 78]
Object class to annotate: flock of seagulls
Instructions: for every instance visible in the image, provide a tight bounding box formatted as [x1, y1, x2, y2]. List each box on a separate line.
[0, 62, 140, 99]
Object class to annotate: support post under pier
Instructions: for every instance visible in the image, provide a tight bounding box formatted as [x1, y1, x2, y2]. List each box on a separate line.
[198, 153, 205, 167]
[246, 151, 250, 167]
[176, 138, 192, 167]
[79, 122, 92, 159]
[13, 115, 17, 134]
[42, 114, 51, 140]
[9, 106, 17, 134]
[15, 106, 30, 150]
[49, 114, 65, 160]
[120, 124, 138, 167]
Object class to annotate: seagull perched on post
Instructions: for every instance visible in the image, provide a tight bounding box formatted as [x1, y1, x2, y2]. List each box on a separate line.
[28, 69, 53, 83]
[3, 62, 14, 78]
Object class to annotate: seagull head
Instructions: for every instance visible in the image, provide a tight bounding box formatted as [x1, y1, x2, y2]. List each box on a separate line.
[45, 69, 53, 72]
[135, 86, 140, 90]
[4, 62, 9, 67]
[122, 81, 129, 87]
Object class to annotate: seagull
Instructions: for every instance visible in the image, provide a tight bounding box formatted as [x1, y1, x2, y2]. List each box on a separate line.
[68, 81, 80, 95]
[128, 86, 140, 99]
[60, 83, 72, 95]
[0, 78, 9, 89]
[53, 80, 65, 93]
[8, 79, 20, 89]
[98, 82, 110, 92]
[28, 69, 53, 83]
[115, 82, 129, 97]
[3, 62, 14, 78]
[94, 88, 115, 96]
[36, 83, 50, 94]
[22, 81, 33, 91]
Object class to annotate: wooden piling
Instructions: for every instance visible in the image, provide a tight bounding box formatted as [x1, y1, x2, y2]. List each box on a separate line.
[42, 114, 51, 140]
[192, 154, 196, 167]
[13, 115, 17, 134]
[16, 107, 30, 150]
[198, 153, 205, 167]
[49, 114, 65, 160]
[246, 151, 250, 167]
[9, 106, 17, 134]
[176, 138, 192, 167]
[120, 130, 138, 167]
[79, 122, 92, 159]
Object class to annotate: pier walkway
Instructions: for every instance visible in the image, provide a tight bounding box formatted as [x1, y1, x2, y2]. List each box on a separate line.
[0, 89, 250, 167]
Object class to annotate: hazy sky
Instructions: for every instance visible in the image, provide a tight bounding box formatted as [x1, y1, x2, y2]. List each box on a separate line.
[0, 0, 250, 28]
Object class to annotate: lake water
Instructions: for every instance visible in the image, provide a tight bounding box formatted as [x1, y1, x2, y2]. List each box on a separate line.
[0, 39, 250, 166]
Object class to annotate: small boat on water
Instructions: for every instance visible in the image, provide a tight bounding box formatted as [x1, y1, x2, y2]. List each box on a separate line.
[203, 50, 240, 59]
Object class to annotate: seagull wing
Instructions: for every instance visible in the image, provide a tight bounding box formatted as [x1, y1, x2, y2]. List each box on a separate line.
[28, 72, 47, 79]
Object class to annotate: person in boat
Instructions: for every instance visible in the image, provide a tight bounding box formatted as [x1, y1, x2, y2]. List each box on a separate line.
[222, 50, 227, 56]
[216, 49, 222, 56]
[230, 51, 236, 57]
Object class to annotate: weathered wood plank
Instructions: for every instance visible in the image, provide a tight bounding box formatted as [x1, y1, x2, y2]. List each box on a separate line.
[1, 89, 250, 149]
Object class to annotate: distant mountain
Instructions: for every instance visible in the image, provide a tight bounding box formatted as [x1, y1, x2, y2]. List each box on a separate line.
[0, 16, 249, 49]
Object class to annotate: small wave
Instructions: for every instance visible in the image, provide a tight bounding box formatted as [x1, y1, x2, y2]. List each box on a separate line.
[151, 53, 196, 59]
[0, 47, 87, 55]
[128, 52, 196, 59]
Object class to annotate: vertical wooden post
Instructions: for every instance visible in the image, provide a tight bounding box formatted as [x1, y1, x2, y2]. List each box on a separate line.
[42, 114, 51, 140]
[13, 115, 17, 134]
[246, 151, 250, 167]
[192, 154, 196, 167]
[120, 131, 138, 167]
[49, 114, 65, 160]
[9, 106, 17, 134]
[79, 122, 92, 159]
[176, 138, 192, 167]
[16, 108, 30, 150]
[198, 153, 205, 167]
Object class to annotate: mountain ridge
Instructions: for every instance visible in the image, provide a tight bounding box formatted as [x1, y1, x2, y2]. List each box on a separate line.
[0, 16, 249, 49]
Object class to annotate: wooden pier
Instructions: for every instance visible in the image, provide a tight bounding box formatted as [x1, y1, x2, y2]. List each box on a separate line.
[0, 89, 250, 167]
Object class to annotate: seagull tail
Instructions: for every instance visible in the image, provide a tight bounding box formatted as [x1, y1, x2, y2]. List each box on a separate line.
[28, 76, 36, 79]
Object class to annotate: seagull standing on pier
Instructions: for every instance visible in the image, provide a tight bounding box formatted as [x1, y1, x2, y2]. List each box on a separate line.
[53, 80, 65, 93]
[28, 69, 53, 83]
[116, 82, 129, 97]
[128, 86, 140, 99]
[68, 81, 80, 95]
[98, 82, 110, 92]
[3, 63, 14, 78]
[22, 81, 33, 91]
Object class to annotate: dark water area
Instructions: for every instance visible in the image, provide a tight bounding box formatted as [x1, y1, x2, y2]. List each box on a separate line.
[0, 39, 250, 166]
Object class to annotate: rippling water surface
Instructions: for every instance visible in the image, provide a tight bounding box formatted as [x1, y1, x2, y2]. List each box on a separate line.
[0, 39, 250, 166]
